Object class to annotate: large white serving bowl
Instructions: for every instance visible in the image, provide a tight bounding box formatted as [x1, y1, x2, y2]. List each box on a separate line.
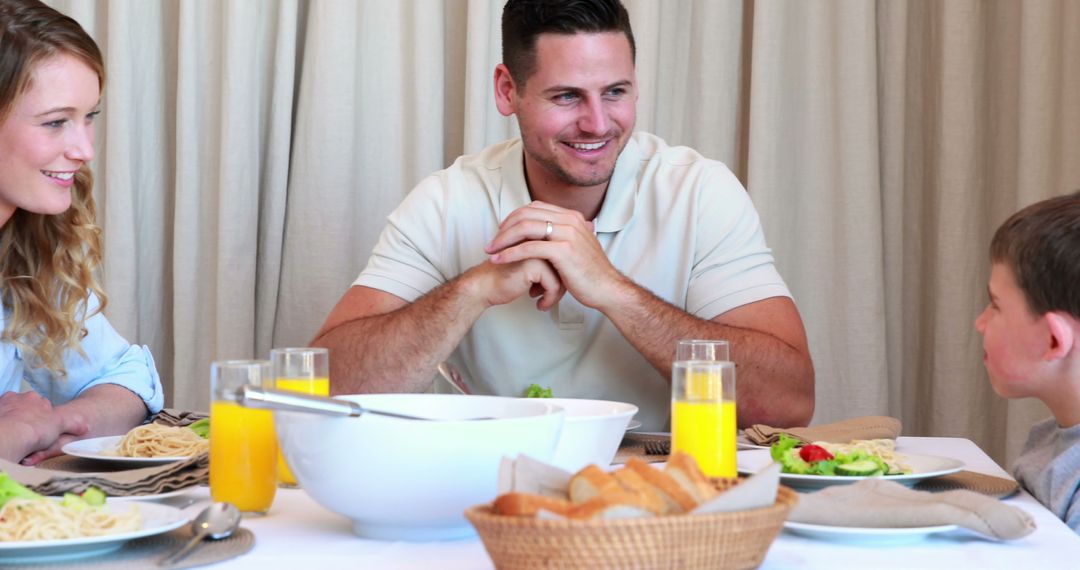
[542, 398, 638, 472]
[274, 394, 564, 541]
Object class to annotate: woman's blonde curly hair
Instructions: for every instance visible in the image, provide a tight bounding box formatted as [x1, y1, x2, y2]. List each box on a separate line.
[0, 0, 108, 376]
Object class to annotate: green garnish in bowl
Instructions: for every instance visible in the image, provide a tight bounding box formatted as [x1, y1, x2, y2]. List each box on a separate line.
[523, 384, 553, 398]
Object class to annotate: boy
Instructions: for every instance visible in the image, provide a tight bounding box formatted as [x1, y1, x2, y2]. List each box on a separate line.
[975, 191, 1080, 532]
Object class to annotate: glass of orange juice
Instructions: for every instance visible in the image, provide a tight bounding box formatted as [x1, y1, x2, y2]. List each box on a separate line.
[270, 347, 329, 487]
[675, 339, 730, 362]
[210, 359, 277, 515]
[671, 359, 737, 478]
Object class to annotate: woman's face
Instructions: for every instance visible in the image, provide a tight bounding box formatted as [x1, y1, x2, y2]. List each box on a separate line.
[0, 53, 100, 227]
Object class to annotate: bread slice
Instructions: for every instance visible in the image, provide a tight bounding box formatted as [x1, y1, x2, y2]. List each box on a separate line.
[611, 467, 667, 515]
[568, 464, 623, 504]
[494, 492, 574, 517]
[623, 458, 699, 513]
[567, 495, 654, 520]
[664, 452, 720, 504]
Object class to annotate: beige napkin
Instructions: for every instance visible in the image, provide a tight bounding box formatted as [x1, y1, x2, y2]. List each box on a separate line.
[0, 453, 208, 496]
[151, 408, 208, 427]
[790, 478, 1035, 540]
[744, 416, 902, 445]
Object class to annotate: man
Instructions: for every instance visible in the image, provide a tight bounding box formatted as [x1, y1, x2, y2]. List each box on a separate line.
[312, 0, 814, 430]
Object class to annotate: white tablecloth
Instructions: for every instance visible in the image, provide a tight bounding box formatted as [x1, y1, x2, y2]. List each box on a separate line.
[173, 436, 1080, 569]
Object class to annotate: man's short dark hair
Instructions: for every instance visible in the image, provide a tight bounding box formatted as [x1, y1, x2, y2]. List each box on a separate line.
[502, 0, 635, 87]
[990, 191, 1080, 318]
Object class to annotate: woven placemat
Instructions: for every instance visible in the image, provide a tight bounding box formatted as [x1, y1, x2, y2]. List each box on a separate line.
[1, 526, 254, 570]
[914, 470, 1020, 499]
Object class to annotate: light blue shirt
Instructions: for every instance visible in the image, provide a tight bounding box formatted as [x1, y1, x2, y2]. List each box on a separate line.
[0, 292, 163, 414]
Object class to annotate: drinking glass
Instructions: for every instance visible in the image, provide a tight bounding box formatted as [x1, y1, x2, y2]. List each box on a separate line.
[671, 360, 737, 478]
[675, 339, 730, 362]
[210, 359, 277, 515]
[271, 347, 329, 487]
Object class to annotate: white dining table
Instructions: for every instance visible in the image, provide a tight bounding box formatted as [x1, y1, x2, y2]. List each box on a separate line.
[170, 436, 1080, 569]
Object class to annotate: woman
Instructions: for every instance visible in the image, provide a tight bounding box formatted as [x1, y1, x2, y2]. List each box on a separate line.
[0, 0, 162, 464]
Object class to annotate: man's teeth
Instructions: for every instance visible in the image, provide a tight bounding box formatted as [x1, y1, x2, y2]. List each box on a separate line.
[43, 171, 75, 181]
[568, 141, 605, 151]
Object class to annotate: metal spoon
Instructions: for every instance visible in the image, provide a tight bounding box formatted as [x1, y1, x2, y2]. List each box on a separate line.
[158, 502, 241, 567]
[236, 385, 493, 420]
[236, 386, 439, 420]
[436, 361, 471, 395]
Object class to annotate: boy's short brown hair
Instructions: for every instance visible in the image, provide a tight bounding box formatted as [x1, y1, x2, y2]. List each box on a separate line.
[990, 191, 1080, 318]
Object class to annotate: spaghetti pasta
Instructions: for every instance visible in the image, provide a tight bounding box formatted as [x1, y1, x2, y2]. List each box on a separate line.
[814, 438, 911, 474]
[111, 423, 210, 458]
[0, 498, 141, 541]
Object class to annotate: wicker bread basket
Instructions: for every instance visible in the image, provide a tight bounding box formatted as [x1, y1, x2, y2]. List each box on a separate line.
[466, 480, 797, 570]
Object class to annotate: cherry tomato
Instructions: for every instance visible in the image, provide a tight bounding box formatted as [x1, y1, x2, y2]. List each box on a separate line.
[799, 444, 834, 463]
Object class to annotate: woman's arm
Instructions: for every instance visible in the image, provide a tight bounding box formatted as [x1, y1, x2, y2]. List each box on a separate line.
[18, 384, 147, 465]
[0, 391, 88, 463]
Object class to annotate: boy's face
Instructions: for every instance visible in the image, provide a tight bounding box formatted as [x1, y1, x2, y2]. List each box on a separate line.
[974, 263, 1050, 398]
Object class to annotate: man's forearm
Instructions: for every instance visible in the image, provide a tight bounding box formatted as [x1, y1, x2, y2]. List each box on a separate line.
[312, 276, 488, 395]
[600, 277, 815, 428]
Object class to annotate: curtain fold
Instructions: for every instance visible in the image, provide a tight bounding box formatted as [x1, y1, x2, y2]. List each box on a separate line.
[44, 0, 1080, 464]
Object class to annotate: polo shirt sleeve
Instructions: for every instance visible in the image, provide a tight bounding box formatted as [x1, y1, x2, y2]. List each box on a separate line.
[354, 174, 449, 302]
[687, 164, 791, 320]
[22, 292, 164, 414]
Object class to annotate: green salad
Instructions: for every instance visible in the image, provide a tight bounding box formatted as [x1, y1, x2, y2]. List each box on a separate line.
[188, 418, 210, 438]
[523, 384, 553, 398]
[770, 434, 908, 477]
[0, 472, 105, 509]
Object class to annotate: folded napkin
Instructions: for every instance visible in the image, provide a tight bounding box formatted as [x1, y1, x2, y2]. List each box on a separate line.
[0, 453, 208, 496]
[915, 470, 1020, 499]
[790, 478, 1035, 540]
[151, 408, 209, 427]
[744, 416, 902, 445]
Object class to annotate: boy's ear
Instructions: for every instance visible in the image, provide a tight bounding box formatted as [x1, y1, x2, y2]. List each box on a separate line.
[1043, 312, 1077, 361]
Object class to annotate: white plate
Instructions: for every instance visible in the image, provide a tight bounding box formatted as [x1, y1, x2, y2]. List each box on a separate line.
[107, 486, 200, 502]
[0, 500, 186, 564]
[61, 436, 191, 464]
[783, 521, 959, 545]
[737, 449, 964, 490]
[625, 420, 642, 431]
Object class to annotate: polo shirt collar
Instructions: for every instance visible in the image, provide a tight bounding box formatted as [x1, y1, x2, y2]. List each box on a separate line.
[498, 135, 640, 233]
[593, 135, 639, 233]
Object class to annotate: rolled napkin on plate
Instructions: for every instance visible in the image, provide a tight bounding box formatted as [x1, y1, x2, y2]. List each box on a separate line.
[790, 478, 1035, 540]
[744, 416, 902, 445]
[0, 453, 207, 496]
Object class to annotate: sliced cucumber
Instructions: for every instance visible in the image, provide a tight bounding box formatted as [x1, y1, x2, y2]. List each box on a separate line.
[835, 459, 884, 477]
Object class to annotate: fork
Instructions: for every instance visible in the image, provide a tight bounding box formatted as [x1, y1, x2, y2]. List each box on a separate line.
[643, 439, 670, 455]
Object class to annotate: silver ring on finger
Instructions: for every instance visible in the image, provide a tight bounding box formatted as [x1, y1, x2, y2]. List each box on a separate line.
[544, 220, 554, 240]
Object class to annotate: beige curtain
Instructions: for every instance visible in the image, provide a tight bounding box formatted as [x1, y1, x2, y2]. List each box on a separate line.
[48, 0, 1080, 466]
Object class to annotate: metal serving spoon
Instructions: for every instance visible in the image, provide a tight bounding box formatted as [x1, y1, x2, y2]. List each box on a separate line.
[236, 385, 492, 420]
[158, 502, 241, 567]
[436, 361, 470, 395]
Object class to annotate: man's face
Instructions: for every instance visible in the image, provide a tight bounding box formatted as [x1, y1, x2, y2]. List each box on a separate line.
[974, 263, 1049, 398]
[0, 53, 99, 226]
[503, 31, 637, 193]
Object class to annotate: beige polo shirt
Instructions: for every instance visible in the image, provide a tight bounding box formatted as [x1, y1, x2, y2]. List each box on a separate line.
[356, 132, 790, 430]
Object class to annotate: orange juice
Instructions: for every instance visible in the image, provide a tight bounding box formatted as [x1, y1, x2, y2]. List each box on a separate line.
[274, 377, 329, 485]
[210, 401, 278, 513]
[671, 400, 737, 478]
